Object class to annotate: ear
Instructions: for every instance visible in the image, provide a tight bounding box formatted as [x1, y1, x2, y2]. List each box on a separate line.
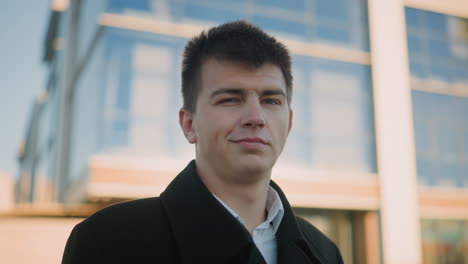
[288, 109, 293, 133]
[179, 108, 197, 144]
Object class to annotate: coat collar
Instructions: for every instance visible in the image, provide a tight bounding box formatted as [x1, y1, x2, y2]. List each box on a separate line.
[272, 180, 326, 264]
[160, 160, 325, 264]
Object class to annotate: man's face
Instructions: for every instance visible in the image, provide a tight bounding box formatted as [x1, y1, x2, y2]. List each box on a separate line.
[180, 58, 292, 183]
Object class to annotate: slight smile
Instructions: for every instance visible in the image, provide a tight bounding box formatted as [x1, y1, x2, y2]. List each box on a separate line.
[230, 138, 268, 150]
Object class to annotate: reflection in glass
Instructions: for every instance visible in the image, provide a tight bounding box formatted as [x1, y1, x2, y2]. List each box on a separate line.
[283, 56, 376, 173]
[406, 8, 468, 188]
[101, 0, 370, 51]
[421, 219, 468, 264]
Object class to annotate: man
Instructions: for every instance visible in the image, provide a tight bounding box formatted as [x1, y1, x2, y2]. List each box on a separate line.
[62, 21, 343, 264]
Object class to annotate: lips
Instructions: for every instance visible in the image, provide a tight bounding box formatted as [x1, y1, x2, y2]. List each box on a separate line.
[231, 137, 267, 144]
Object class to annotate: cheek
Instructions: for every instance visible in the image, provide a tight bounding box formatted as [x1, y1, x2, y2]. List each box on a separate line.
[269, 114, 291, 144]
[269, 111, 290, 131]
[196, 115, 234, 142]
[210, 110, 238, 133]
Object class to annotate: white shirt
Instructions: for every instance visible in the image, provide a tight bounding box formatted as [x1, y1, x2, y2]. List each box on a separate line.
[213, 187, 284, 264]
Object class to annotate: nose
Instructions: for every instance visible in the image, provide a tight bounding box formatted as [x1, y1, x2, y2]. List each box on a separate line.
[241, 100, 265, 128]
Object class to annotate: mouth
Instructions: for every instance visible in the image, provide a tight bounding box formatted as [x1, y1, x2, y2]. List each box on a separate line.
[230, 137, 268, 150]
[231, 138, 267, 144]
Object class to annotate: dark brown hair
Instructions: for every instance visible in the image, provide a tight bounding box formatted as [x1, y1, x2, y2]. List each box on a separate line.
[181, 20, 292, 112]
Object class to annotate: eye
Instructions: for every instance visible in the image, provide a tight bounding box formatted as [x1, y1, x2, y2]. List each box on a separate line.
[262, 98, 282, 105]
[218, 98, 240, 105]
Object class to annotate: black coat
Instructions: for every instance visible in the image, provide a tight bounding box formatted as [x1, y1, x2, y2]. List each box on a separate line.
[62, 160, 343, 264]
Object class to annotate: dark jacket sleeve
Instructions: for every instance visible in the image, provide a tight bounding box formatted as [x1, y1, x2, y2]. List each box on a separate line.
[296, 217, 344, 264]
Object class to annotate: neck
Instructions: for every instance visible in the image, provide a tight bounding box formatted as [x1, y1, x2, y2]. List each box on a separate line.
[196, 160, 271, 234]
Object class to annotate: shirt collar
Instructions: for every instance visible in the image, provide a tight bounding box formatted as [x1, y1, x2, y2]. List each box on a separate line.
[265, 185, 285, 233]
[213, 186, 284, 234]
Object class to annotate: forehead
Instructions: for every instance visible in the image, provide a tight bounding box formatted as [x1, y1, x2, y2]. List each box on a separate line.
[198, 59, 286, 95]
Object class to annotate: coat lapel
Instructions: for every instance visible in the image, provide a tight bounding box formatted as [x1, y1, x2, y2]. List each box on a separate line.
[160, 160, 254, 263]
[271, 181, 327, 264]
[160, 160, 326, 264]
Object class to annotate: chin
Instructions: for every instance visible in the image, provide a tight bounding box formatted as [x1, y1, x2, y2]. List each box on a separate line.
[232, 156, 274, 182]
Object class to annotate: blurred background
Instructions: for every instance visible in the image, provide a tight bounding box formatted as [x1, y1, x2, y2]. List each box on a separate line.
[1, 0, 467, 263]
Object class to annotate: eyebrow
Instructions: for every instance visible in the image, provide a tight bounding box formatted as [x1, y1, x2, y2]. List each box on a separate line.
[209, 88, 286, 100]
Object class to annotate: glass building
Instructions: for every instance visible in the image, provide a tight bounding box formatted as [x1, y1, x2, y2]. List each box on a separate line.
[17, 0, 468, 263]
[406, 6, 468, 264]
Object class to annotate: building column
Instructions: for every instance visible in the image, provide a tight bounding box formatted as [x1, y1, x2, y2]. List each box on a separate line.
[367, 0, 422, 263]
[53, 0, 80, 202]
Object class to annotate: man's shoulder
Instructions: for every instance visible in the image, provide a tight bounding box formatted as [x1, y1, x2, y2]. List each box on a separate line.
[295, 216, 344, 264]
[68, 197, 172, 252]
[77, 197, 164, 231]
[62, 197, 179, 263]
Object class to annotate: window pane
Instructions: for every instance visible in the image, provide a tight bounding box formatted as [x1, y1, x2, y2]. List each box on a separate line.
[406, 8, 468, 189]
[281, 56, 376, 173]
[421, 219, 468, 263]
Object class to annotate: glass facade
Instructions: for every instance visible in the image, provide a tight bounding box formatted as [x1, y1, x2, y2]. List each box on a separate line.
[69, 32, 106, 183]
[69, 0, 376, 177]
[77, 1, 376, 172]
[406, 8, 468, 264]
[421, 219, 468, 264]
[406, 7, 468, 83]
[77, 0, 106, 61]
[412, 92, 468, 188]
[103, 0, 369, 50]
[406, 8, 468, 188]
[69, 28, 191, 183]
[284, 56, 375, 172]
